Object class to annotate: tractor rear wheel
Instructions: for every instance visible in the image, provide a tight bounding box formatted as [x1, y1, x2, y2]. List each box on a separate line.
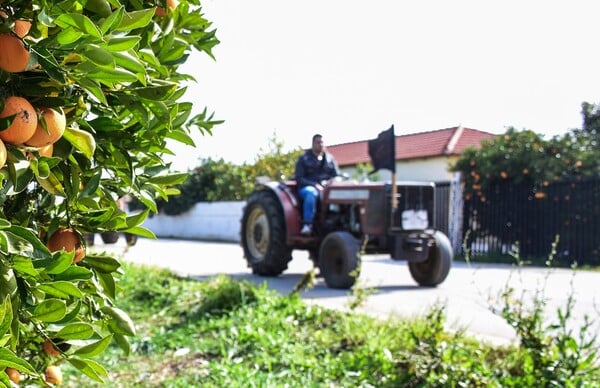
[408, 231, 453, 287]
[100, 231, 119, 244]
[241, 190, 292, 276]
[319, 231, 359, 289]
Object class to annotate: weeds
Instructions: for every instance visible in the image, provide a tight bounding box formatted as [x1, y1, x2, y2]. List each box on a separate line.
[486, 235, 600, 386]
[347, 235, 378, 310]
[60, 258, 600, 387]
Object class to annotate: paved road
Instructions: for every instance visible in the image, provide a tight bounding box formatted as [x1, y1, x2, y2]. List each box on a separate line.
[93, 237, 600, 346]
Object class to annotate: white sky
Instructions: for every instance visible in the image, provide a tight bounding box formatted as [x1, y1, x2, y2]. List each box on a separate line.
[170, 0, 600, 170]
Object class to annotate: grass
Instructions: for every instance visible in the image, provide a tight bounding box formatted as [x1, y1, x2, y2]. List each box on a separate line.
[61, 262, 600, 387]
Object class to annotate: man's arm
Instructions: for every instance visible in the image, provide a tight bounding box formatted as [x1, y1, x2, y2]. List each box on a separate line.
[332, 157, 340, 177]
[326, 153, 340, 178]
[295, 156, 314, 187]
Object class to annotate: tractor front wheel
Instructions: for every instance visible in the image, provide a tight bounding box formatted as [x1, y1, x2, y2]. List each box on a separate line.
[125, 233, 138, 246]
[408, 231, 453, 287]
[319, 231, 359, 289]
[241, 190, 292, 276]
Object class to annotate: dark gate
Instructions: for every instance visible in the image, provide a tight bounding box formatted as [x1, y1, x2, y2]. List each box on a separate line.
[462, 176, 600, 266]
[434, 181, 450, 236]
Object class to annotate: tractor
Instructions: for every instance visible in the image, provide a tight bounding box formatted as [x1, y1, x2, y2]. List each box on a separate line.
[240, 178, 453, 289]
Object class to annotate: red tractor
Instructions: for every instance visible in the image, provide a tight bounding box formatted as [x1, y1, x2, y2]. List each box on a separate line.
[241, 179, 453, 289]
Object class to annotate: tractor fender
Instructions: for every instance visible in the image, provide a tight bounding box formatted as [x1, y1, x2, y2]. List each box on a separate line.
[257, 182, 301, 243]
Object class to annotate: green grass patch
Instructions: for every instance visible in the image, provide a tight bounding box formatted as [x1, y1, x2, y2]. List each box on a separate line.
[62, 263, 600, 387]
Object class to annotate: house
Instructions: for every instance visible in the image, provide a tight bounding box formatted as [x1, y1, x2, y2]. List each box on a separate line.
[326, 126, 496, 182]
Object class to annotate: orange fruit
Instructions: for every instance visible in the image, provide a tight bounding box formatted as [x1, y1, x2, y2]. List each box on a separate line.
[155, 0, 179, 16]
[26, 108, 66, 147]
[47, 228, 86, 263]
[5, 367, 21, 384]
[43, 339, 61, 357]
[26, 144, 54, 159]
[0, 139, 6, 169]
[0, 33, 30, 72]
[0, 96, 38, 145]
[14, 19, 32, 38]
[38, 143, 54, 157]
[45, 365, 62, 385]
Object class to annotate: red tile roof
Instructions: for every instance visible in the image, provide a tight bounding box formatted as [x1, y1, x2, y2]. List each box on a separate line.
[326, 126, 496, 167]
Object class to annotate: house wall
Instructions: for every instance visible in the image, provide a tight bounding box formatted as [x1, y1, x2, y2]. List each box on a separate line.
[340, 156, 459, 182]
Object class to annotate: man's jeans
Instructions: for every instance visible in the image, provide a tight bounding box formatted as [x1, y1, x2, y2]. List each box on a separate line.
[298, 185, 318, 224]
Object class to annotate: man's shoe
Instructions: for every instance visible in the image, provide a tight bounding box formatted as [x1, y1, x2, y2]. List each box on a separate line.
[300, 224, 312, 235]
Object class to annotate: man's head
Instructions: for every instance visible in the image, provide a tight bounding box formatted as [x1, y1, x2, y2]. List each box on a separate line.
[311, 134, 324, 155]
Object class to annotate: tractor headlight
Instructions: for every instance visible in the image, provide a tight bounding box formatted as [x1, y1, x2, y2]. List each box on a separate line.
[401, 209, 428, 230]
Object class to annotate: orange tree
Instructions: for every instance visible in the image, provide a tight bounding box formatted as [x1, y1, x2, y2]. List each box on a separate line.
[0, 0, 219, 385]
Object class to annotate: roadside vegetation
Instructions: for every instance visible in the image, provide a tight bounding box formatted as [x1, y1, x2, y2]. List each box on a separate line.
[60, 261, 600, 387]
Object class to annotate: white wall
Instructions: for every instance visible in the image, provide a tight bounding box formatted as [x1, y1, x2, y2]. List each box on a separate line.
[340, 156, 458, 182]
[142, 201, 244, 242]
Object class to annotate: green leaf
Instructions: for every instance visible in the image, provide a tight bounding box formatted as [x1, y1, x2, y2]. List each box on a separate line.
[133, 84, 178, 101]
[84, 255, 121, 273]
[33, 299, 67, 322]
[74, 334, 113, 357]
[113, 333, 131, 355]
[113, 51, 147, 82]
[100, 6, 124, 34]
[79, 173, 102, 198]
[0, 297, 12, 338]
[56, 28, 84, 45]
[45, 251, 75, 275]
[0, 219, 10, 230]
[150, 173, 188, 186]
[124, 209, 149, 228]
[167, 128, 195, 146]
[97, 271, 115, 299]
[53, 266, 93, 281]
[86, 67, 139, 84]
[115, 9, 155, 32]
[77, 77, 108, 105]
[55, 301, 82, 325]
[2, 231, 32, 257]
[137, 190, 157, 213]
[38, 281, 84, 299]
[54, 14, 103, 39]
[8, 226, 50, 258]
[83, 45, 115, 68]
[63, 127, 96, 159]
[0, 348, 37, 374]
[30, 47, 66, 84]
[11, 256, 38, 277]
[102, 306, 136, 336]
[106, 36, 141, 52]
[85, 0, 112, 17]
[85, 115, 120, 131]
[36, 173, 66, 195]
[57, 322, 94, 340]
[122, 225, 155, 239]
[68, 357, 107, 383]
[11, 165, 34, 194]
[0, 115, 15, 132]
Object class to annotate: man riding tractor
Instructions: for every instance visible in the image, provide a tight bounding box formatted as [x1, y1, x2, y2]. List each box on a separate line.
[241, 128, 453, 289]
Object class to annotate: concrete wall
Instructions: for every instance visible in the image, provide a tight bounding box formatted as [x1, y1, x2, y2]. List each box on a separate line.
[142, 201, 244, 242]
